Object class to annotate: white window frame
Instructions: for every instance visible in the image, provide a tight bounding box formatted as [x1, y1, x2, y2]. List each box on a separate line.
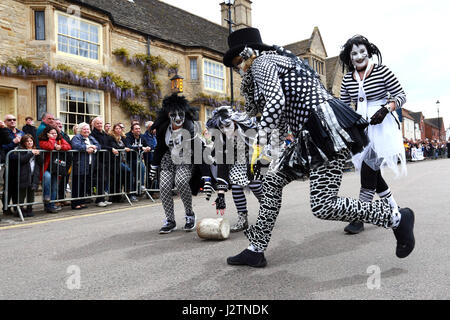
[55, 11, 103, 64]
[203, 58, 225, 93]
[56, 84, 104, 134]
[190, 57, 198, 81]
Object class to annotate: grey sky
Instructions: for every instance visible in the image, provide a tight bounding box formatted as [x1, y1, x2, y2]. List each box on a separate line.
[162, 0, 450, 130]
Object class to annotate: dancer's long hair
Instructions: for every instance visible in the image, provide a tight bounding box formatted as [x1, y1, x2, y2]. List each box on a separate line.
[339, 35, 382, 72]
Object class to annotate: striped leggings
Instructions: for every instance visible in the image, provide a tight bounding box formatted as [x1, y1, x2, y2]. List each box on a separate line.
[231, 180, 263, 213]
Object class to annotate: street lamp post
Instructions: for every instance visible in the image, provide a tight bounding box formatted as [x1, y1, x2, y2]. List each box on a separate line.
[224, 0, 235, 108]
[436, 100, 440, 141]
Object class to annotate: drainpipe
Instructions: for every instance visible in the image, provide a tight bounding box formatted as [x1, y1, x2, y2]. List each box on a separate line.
[146, 36, 153, 118]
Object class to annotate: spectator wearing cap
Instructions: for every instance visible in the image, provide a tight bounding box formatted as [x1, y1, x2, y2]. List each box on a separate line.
[22, 116, 37, 142]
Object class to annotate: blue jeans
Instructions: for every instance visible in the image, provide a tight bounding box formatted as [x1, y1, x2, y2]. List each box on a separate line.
[43, 170, 58, 208]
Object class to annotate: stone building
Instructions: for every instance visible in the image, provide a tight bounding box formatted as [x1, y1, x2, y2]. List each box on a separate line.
[0, 0, 344, 133]
[284, 27, 346, 97]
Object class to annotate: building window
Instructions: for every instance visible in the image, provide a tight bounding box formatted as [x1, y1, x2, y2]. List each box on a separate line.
[312, 58, 324, 75]
[35, 10, 45, 40]
[58, 85, 103, 134]
[36, 86, 47, 121]
[56, 12, 101, 61]
[205, 106, 214, 125]
[203, 59, 225, 92]
[190, 58, 198, 80]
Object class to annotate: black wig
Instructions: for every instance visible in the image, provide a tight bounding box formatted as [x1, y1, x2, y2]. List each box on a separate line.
[151, 93, 198, 130]
[339, 35, 382, 72]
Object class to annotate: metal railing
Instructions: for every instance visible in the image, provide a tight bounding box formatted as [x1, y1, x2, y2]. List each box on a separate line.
[2, 148, 157, 222]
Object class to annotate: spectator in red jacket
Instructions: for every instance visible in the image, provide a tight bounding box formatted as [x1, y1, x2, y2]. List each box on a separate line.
[38, 126, 71, 213]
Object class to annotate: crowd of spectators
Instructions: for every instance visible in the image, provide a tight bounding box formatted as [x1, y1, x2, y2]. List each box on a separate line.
[0, 113, 157, 220]
[1, 111, 448, 221]
[403, 138, 449, 161]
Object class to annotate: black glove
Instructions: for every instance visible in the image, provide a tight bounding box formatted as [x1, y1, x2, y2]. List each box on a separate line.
[203, 177, 213, 201]
[213, 193, 226, 215]
[149, 165, 158, 181]
[370, 106, 389, 125]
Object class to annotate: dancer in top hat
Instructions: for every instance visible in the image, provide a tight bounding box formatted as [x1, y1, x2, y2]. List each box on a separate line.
[149, 93, 212, 234]
[339, 35, 407, 234]
[223, 27, 415, 268]
[206, 106, 263, 232]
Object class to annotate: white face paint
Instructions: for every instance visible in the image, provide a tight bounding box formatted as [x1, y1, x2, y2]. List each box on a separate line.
[220, 121, 235, 139]
[169, 111, 185, 128]
[350, 44, 369, 71]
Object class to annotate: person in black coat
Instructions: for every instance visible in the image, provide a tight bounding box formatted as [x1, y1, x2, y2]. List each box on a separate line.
[90, 117, 113, 207]
[106, 123, 131, 203]
[0, 121, 12, 218]
[55, 119, 72, 205]
[22, 116, 38, 142]
[149, 93, 212, 233]
[9, 134, 42, 217]
[124, 123, 151, 202]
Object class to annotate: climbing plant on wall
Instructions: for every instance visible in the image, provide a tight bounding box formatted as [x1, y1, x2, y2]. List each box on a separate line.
[191, 92, 245, 111]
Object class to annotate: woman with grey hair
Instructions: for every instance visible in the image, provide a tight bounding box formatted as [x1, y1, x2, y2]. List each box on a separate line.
[70, 122, 101, 210]
[206, 106, 263, 232]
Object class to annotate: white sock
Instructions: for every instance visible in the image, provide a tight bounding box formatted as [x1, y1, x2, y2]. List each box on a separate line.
[248, 244, 263, 253]
[378, 189, 399, 211]
[391, 206, 402, 229]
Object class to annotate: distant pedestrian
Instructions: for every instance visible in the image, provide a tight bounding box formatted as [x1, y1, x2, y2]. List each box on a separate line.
[22, 116, 37, 142]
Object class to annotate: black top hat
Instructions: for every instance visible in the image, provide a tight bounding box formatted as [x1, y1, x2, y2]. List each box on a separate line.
[223, 27, 274, 67]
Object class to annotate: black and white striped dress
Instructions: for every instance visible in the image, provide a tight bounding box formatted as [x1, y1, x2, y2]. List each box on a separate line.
[340, 64, 407, 176]
[340, 64, 406, 111]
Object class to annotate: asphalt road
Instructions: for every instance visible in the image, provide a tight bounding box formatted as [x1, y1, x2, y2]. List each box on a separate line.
[0, 158, 449, 300]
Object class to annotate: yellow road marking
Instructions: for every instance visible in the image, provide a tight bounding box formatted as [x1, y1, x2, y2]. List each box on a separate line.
[0, 202, 162, 231]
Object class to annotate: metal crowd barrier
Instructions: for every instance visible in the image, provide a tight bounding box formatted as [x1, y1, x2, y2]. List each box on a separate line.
[2, 148, 152, 222]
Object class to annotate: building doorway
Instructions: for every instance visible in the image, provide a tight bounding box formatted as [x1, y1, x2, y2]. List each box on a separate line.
[0, 87, 17, 118]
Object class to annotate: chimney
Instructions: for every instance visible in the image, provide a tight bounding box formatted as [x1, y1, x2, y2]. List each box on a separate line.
[220, 0, 252, 31]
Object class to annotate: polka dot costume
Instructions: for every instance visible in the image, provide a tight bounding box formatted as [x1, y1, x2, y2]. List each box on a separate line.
[242, 51, 334, 142]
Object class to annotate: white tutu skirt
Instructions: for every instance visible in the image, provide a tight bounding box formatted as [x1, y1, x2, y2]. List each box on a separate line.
[352, 104, 407, 177]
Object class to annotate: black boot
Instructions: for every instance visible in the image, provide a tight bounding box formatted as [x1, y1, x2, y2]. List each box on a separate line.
[344, 221, 364, 234]
[227, 249, 267, 268]
[393, 208, 415, 258]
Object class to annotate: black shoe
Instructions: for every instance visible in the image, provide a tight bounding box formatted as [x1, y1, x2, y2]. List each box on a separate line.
[182, 215, 196, 232]
[46, 207, 59, 214]
[227, 249, 267, 268]
[344, 221, 364, 234]
[24, 212, 34, 217]
[159, 220, 177, 234]
[393, 208, 415, 258]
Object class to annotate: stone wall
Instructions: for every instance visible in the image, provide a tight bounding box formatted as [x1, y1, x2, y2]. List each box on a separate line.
[0, 0, 242, 130]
